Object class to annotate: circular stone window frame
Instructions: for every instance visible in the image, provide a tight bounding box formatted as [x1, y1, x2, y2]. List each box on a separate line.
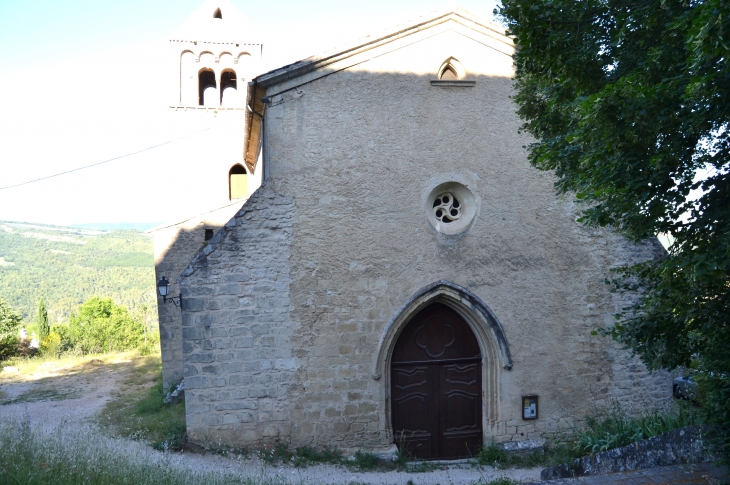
[426, 182, 478, 235]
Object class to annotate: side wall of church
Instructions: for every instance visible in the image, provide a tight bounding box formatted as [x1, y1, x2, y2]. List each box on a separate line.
[152, 203, 243, 391]
[178, 27, 671, 449]
[179, 188, 298, 445]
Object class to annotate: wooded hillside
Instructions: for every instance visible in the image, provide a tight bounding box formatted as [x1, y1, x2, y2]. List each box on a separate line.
[0, 221, 156, 323]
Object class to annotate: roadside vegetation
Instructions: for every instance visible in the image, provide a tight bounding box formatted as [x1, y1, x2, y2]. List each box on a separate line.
[97, 355, 187, 451]
[476, 399, 702, 471]
[0, 415, 292, 485]
[0, 295, 158, 365]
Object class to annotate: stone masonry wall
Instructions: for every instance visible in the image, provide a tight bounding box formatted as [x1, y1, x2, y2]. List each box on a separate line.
[179, 187, 297, 446]
[151, 202, 242, 391]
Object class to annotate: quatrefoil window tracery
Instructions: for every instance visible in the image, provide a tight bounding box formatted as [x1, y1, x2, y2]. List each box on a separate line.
[432, 192, 462, 224]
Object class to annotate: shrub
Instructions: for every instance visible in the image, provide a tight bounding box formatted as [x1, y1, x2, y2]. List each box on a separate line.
[50, 324, 73, 353]
[39, 332, 61, 357]
[67, 296, 144, 354]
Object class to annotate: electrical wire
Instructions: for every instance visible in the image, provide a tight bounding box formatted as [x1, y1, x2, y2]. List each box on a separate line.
[0, 126, 213, 191]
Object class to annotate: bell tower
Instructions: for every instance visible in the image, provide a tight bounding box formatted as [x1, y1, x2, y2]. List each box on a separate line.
[153, 0, 263, 393]
[169, 0, 261, 108]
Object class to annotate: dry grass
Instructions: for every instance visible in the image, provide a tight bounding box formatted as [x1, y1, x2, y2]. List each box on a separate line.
[0, 351, 143, 383]
[0, 416, 292, 485]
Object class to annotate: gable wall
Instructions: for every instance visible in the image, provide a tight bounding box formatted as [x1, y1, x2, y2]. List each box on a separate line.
[179, 25, 670, 449]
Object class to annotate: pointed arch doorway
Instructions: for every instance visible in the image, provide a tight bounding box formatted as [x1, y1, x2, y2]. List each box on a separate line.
[391, 302, 483, 460]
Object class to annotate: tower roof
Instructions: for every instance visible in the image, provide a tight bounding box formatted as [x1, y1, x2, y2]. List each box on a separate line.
[169, 0, 256, 45]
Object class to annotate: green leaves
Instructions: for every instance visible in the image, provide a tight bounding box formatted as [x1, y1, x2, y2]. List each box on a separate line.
[0, 297, 21, 360]
[68, 297, 145, 355]
[500, 0, 730, 461]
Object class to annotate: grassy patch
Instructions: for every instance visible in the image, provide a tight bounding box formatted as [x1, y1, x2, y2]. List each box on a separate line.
[575, 400, 701, 454]
[292, 445, 343, 467]
[0, 387, 81, 405]
[479, 479, 520, 485]
[97, 355, 187, 451]
[476, 400, 702, 471]
[0, 417, 291, 485]
[476, 442, 582, 469]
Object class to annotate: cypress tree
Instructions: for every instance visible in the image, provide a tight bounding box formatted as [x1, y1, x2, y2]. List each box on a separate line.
[37, 298, 49, 339]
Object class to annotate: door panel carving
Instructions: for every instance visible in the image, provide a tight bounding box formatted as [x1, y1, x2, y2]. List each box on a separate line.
[391, 304, 482, 459]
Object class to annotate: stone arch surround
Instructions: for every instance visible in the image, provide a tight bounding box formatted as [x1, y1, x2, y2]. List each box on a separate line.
[372, 280, 513, 444]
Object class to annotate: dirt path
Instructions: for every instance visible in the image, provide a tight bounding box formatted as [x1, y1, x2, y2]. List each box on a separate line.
[0, 354, 147, 428]
[0, 354, 543, 484]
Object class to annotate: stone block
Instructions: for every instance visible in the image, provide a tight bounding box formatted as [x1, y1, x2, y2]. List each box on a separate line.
[182, 326, 205, 340]
[185, 298, 206, 312]
[188, 352, 214, 363]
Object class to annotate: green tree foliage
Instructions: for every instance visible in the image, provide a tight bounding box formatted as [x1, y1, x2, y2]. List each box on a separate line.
[498, 0, 730, 457]
[37, 298, 49, 339]
[0, 297, 22, 360]
[68, 297, 145, 354]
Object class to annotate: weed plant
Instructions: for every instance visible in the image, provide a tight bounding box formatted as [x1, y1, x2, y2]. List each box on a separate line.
[574, 400, 701, 454]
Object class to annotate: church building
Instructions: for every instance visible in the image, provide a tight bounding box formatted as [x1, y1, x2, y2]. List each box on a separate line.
[154, 2, 670, 459]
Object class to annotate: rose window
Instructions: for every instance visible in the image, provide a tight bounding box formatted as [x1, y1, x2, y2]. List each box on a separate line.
[432, 193, 462, 224]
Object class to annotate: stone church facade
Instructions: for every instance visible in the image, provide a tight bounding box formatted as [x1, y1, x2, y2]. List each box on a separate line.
[155, 3, 670, 458]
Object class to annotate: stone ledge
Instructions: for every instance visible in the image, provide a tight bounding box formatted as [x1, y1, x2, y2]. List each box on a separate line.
[503, 439, 546, 456]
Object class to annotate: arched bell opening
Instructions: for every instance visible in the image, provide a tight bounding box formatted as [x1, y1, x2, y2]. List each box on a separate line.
[220, 69, 238, 106]
[198, 69, 217, 106]
[373, 281, 512, 458]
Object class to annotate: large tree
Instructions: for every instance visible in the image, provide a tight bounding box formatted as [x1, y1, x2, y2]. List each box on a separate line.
[497, 0, 730, 455]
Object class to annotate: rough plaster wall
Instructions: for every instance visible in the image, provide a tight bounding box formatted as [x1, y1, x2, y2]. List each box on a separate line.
[179, 188, 297, 446]
[268, 30, 670, 447]
[179, 27, 671, 450]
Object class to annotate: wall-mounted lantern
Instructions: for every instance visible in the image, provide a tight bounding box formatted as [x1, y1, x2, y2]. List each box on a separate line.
[157, 276, 183, 310]
[522, 395, 538, 420]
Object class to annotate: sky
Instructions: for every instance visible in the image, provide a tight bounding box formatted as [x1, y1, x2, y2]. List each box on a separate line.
[0, 0, 501, 226]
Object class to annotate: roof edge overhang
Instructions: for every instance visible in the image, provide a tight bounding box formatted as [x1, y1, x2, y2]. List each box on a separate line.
[243, 80, 267, 171]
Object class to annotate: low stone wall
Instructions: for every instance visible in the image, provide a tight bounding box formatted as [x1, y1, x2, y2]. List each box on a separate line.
[540, 426, 711, 480]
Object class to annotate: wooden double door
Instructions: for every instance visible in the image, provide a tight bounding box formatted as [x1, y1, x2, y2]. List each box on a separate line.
[391, 303, 483, 460]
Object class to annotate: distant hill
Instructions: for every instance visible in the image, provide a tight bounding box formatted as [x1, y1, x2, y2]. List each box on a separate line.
[72, 222, 161, 232]
[0, 220, 156, 323]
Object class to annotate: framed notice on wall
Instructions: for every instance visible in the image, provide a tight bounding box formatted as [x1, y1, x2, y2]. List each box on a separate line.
[522, 395, 538, 420]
